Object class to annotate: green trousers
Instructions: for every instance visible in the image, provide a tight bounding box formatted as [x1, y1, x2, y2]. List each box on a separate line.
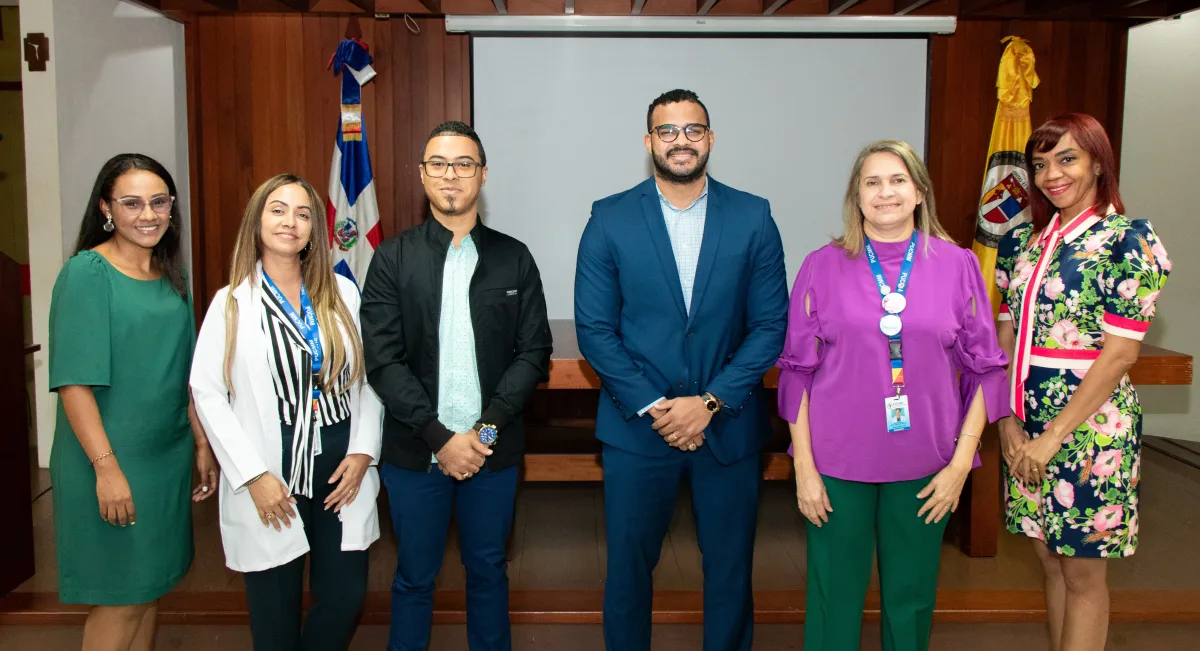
[804, 474, 947, 651]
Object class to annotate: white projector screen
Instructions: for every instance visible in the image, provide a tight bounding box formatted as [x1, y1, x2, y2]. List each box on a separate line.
[472, 36, 929, 318]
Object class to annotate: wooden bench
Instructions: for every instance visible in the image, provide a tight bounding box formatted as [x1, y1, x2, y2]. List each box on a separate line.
[520, 320, 1193, 557]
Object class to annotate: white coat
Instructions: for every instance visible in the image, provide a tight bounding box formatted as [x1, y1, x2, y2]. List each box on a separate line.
[190, 268, 383, 573]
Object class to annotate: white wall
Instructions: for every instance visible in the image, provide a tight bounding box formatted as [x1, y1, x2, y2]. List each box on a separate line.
[23, 0, 191, 466]
[1121, 9, 1200, 443]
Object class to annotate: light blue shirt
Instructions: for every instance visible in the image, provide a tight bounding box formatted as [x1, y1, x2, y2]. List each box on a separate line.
[434, 235, 482, 462]
[656, 179, 709, 315]
[641, 179, 710, 416]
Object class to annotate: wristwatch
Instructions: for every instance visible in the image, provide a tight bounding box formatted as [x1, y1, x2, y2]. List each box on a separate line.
[701, 392, 722, 414]
[477, 423, 499, 447]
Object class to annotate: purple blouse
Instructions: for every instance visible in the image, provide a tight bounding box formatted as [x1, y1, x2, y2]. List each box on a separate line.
[777, 235, 1010, 483]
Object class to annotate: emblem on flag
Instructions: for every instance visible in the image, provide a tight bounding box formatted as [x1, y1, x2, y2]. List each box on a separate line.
[975, 150, 1032, 249]
[334, 217, 359, 251]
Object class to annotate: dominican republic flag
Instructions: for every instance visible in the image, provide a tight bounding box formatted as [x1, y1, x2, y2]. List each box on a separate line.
[326, 38, 382, 287]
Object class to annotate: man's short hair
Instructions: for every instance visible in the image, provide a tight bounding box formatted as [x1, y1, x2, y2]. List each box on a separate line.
[646, 89, 710, 133]
[427, 121, 486, 166]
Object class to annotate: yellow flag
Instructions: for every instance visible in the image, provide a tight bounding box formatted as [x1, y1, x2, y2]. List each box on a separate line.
[972, 36, 1040, 317]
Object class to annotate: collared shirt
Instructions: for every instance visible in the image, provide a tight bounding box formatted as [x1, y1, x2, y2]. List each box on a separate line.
[640, 179, 710, 416]
[656, 178, 709, 315]
[433, 235, 482, 462]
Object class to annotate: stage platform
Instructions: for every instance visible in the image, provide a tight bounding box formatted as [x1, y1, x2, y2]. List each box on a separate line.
[4, 442, 1199, 627]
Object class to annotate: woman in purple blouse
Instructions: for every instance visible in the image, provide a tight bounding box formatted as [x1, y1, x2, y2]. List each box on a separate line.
[777, 140, 1010, 651]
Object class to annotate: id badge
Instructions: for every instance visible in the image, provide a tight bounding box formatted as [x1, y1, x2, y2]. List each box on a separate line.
[311, 402, 323, 456]
[885, 395, 911, 433]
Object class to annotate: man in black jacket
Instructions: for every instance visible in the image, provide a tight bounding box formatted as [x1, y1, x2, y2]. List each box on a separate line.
[361, 121, 552, 651]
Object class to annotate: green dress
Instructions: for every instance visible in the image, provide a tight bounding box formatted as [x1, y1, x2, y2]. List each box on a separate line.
[48, 250, 196, 605]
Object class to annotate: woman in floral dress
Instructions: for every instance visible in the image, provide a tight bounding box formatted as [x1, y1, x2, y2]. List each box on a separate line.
[995, 113, 1170, 651]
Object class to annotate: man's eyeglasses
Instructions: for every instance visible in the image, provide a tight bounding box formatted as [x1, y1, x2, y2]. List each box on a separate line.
[112, 196, 175, 217]
[421, 160, 482, 178]
[651, 123, 710, 143]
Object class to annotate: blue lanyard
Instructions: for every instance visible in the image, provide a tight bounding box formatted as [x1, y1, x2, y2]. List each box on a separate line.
[863, 232, 918, 391]
[864, 232, 918, 310]
[261, 270, 323, 399]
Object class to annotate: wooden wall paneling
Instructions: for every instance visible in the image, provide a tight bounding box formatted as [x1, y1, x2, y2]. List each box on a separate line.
[197, 16, 230, 306]
[940, 19, 978, 247]
[318, 15, 345, 190]
[461, 36, 472, 126]
[390, 19, 416, 239]
[406, 20, 433, 233]
[184, 14, 206, 320]
[301, 15, 330, 213]
[233, 17, 256, 212]
[372, 18, 397, 241]
[844, 0, 895, 14]
[283, 14, 307, 180]
[927, 19, 999, 248]
[444, 27, 466, 125]
[248, 17, 278, 179]
[1106, 27, 1127, 170]
[423, 21, 448, 154]
[960, 21, 1001, 243]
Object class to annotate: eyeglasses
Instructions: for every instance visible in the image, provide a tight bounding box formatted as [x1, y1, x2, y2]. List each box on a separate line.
[111, 195, 175, 217]
[421, 160, 482, 178]
[652, 123, 710, 143]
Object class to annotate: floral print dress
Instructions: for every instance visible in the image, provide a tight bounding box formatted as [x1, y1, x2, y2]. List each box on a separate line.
[995, 209, 1170, 558]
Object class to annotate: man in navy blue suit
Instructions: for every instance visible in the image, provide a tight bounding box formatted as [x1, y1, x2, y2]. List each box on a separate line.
[574, 89, 789, 651]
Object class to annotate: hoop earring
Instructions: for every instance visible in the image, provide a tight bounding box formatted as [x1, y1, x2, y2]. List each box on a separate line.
[103, 213, 115, 233]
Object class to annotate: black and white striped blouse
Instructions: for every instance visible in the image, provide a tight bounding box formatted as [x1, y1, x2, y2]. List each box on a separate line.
[260, 278, 351, 496]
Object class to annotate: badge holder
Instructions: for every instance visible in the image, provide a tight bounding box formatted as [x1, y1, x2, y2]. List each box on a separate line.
[885, 338, 911, 433]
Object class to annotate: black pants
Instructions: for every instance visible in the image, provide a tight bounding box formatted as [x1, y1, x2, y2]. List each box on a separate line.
[243, 418, 368, 651]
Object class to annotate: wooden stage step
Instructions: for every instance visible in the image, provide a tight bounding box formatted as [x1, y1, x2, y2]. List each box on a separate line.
[4, 589, 1200, 626]
[522, 452, 794, 481]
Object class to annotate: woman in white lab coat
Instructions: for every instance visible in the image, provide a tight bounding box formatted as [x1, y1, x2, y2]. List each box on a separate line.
[190, 174, 382, 651]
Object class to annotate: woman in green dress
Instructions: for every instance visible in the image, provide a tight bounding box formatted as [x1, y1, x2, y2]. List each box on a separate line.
[48, 153, 219, 651]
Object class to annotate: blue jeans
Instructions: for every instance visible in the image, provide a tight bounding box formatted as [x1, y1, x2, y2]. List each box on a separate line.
[380, 461, 519, 651]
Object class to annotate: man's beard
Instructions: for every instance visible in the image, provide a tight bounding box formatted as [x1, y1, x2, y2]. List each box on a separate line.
[653, 146, 709, 185]
[436, 192, 475, 216]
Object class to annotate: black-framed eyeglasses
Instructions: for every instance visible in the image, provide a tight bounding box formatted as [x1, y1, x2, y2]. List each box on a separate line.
[421, 160, 482, 178]
[111, 195, 175, 217]
[652, 123, 710, 143]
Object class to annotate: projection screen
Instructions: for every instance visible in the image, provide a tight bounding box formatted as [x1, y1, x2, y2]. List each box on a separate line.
[472, 36, 930, 318]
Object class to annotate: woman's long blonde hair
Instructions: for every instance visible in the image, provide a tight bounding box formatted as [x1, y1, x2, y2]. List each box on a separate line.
[223, 174, 364, 395]
[833, 140, 953, 257]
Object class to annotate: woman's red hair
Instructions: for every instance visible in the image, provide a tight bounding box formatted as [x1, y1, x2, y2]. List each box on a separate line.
[1025, 112, 1124, 233]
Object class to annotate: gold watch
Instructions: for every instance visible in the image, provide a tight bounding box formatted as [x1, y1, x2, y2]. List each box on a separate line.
[701, 392, 721, 414]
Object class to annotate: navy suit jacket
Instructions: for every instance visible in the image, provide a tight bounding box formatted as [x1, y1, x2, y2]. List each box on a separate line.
[574, 177, 789, 465]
